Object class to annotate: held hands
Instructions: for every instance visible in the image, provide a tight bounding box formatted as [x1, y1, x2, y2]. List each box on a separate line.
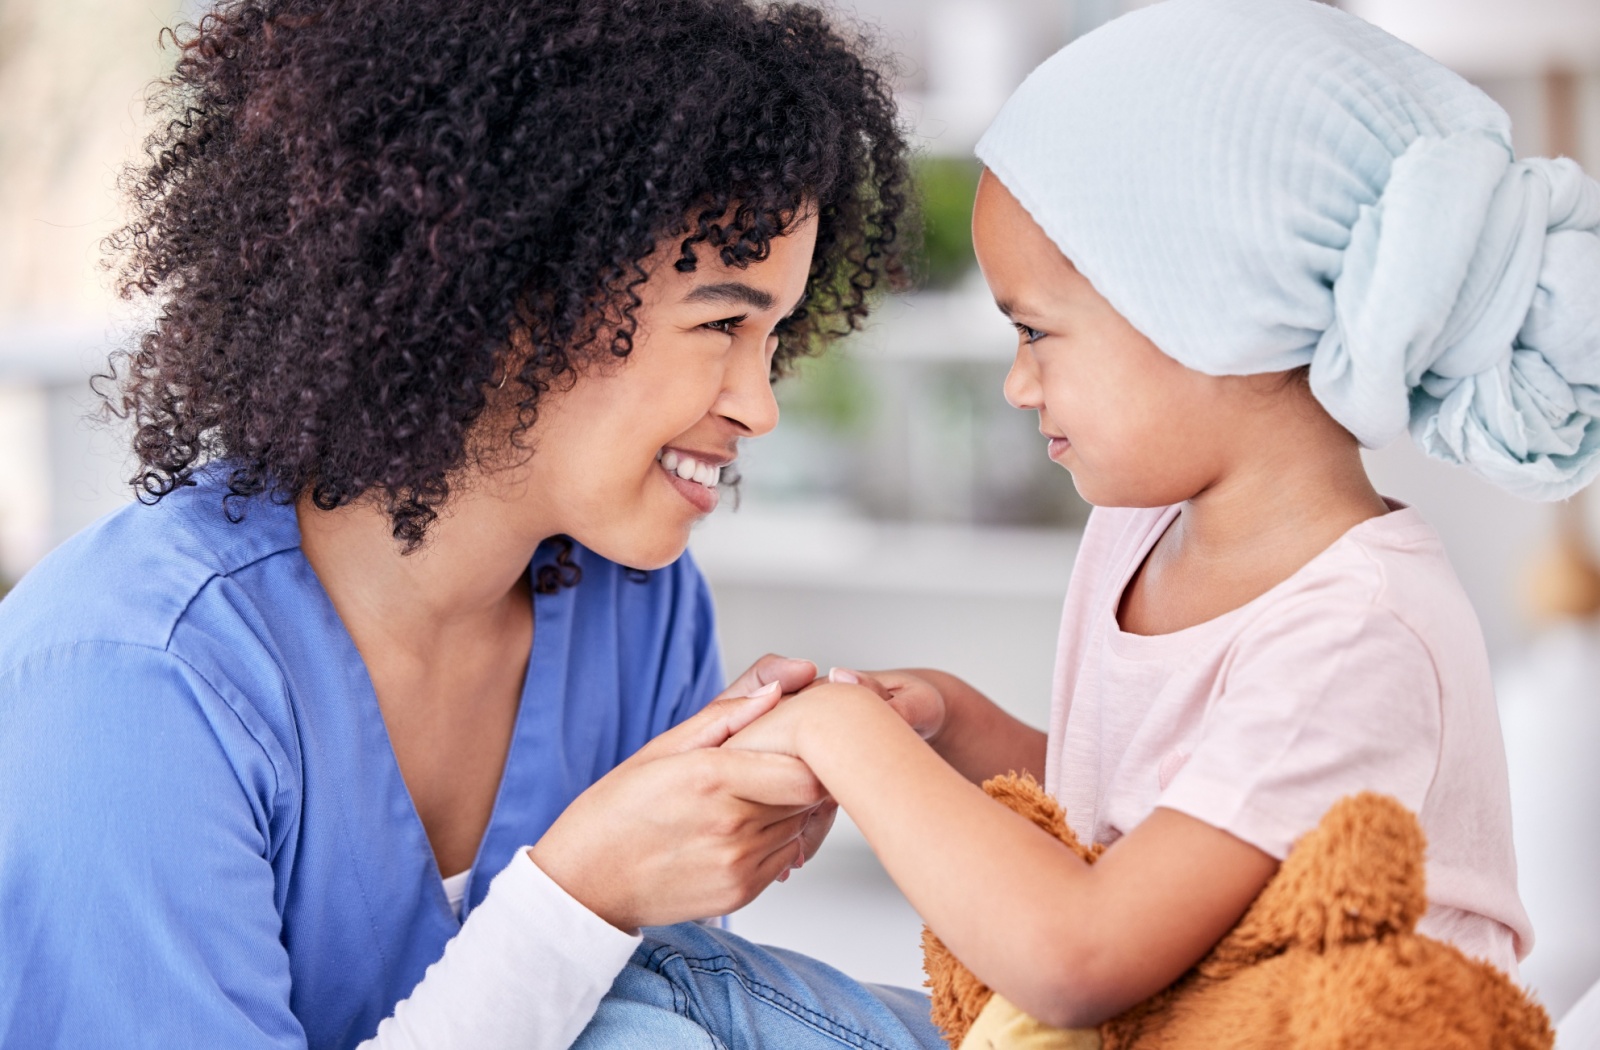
[528, 655, 953, 933]
[724, 667, 950, 759]
[527, 654, 822, 933]
[720, 667, 949, 884]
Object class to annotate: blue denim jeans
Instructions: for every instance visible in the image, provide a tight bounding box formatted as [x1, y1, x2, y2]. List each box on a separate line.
[572, 922, 948, 1050]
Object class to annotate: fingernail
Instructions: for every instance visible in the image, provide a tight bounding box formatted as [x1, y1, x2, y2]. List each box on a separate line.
[745, 680, 781, 699]
[828, 668, 859, 685]
[777, 869, 790, 883]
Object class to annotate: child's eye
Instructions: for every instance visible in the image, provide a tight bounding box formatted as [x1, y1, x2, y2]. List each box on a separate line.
[1012, 322, 1048, 344]
[703, 315, 747, 334]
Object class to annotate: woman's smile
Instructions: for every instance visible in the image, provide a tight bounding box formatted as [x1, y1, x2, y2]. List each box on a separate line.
[656, 447, 729, 515]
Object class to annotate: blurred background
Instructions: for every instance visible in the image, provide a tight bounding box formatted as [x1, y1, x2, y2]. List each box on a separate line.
[2, 0, 1598, 1023]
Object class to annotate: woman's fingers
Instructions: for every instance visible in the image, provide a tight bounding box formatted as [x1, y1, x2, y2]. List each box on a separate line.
[630, 684, 785, 759]
[642, 654, 822, 760]
[751, 802, 837, 888]
[757, 821, 812, 887]
[719, 653, 818, 702]
[531, 747, 822, 929]
[756, 808, 814, 846]
[703, 748, 827, 808]
[797, 799, 839, 863]
[533, 708, 830, 928]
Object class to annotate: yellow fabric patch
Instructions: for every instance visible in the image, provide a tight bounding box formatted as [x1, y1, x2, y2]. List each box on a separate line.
[957, 995, 1102, 1050]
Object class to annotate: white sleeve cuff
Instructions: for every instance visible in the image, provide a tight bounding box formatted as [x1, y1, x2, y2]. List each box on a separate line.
[360, 848, 642, 1050]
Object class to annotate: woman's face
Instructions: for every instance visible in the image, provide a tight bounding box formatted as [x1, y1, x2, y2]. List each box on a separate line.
[971, 170, 1241, 508]
[508, 213, 818, 569]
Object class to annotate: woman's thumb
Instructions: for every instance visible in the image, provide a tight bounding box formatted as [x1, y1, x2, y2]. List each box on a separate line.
[635, 681, 783, 758]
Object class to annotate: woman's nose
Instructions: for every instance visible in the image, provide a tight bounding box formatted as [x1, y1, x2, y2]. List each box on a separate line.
[1003, 345, 1042, 411]
[718, 340, 781, 437]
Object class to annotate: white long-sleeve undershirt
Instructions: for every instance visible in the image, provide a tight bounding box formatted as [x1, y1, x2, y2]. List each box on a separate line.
[359, 849, 640, 1050]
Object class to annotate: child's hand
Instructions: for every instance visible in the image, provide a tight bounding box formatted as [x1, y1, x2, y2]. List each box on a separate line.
[721, 681, 834, 757]
[824, 667, 947, 742]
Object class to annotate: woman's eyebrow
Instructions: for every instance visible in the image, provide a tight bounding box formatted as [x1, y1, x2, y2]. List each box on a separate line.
[683, 281, 776, 311]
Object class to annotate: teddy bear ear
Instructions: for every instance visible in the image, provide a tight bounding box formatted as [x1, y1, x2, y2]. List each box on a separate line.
[1237, 793, 1429, 956]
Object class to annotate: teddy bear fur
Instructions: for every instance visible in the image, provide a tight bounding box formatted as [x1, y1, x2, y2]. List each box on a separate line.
[922, 774, 1553, 1050]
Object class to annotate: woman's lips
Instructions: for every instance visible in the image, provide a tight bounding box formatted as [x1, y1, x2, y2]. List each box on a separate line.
[660, 459, 720, 514]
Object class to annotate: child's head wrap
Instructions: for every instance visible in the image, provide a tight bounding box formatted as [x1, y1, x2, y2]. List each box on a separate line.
[976, 0, 1600, 500]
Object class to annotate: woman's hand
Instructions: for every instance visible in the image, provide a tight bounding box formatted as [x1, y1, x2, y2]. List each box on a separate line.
[718, 652, 818, 705]
[528, 655, 825, 933]
[720, 657, 843, 880]
[781, 797, 838, 883]
[720, 653, 838, 880]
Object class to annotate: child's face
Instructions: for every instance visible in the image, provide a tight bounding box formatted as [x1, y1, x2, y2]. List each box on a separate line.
[972, 170, 1243, 508]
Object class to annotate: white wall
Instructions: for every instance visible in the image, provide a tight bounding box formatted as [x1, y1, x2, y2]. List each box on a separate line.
[692, 509, 1077, 727]
[0, 384, 49, 579]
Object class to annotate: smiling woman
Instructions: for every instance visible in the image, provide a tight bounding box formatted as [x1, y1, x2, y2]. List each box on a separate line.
[500, 215, 819, 571]
[107, 0, 907, 550]
[0, 2, 915, 1049]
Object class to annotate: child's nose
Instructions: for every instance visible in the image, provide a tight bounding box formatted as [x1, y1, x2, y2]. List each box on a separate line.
[1003, 345, 1042, 411]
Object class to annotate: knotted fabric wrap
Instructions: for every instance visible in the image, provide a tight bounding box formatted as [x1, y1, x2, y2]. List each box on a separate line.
[976, 0, 1600, 500]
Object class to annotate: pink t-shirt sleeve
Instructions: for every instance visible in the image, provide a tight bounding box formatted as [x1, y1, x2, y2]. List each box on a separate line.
[1159, 594, 1442, 860]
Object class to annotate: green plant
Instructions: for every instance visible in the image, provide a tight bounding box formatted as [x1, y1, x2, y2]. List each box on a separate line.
[914, 157, 983, 289]
[777, 347, 873, 434]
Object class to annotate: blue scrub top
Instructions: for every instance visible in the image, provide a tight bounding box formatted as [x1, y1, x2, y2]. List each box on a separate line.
[0, 474, 724, 1049]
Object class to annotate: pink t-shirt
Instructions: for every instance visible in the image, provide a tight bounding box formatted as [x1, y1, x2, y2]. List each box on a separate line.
[1047, 503, 1531, 975]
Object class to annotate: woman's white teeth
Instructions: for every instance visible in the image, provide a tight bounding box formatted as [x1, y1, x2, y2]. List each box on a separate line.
[658, 450, 722, 490]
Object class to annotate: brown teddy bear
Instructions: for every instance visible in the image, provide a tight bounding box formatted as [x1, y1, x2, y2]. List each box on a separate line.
[922, 774, 1554, 1050]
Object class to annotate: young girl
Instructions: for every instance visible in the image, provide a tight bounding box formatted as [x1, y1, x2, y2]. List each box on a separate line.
[579, 0, 1599, 1043]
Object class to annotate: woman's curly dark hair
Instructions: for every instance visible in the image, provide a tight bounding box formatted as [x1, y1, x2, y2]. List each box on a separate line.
[106, 0, 913, 547]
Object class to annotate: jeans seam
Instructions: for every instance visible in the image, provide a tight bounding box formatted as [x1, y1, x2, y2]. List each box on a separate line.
[672, 953, 897, 1050]
[639, 945, 728, 1050]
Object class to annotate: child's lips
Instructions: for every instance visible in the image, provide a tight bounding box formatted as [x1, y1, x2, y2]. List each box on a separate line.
[1047, 436, 1072, 460]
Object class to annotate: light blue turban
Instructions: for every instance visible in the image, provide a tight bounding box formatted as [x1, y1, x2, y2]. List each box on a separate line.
[976, 0, 1600, 500]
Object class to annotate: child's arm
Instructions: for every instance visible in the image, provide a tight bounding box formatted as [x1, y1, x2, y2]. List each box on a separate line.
[843, 668, 1048, 784]
[725, 683, 1278, 1029]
